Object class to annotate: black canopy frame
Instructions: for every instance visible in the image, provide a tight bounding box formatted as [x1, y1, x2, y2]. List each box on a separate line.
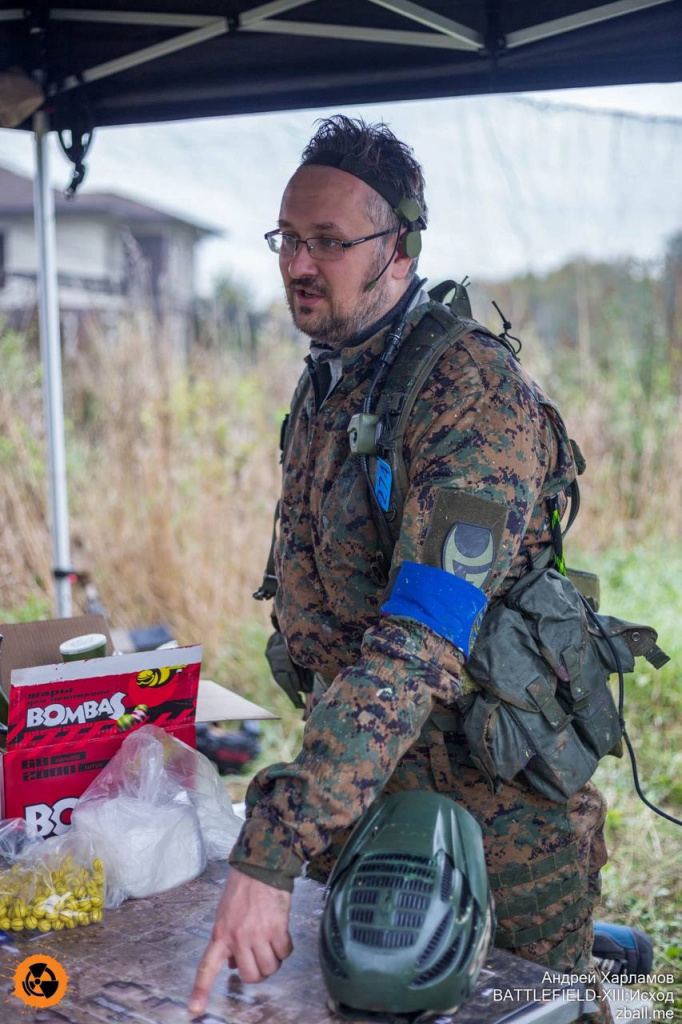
[2, 1, 682, 129]
[0, 0, 681, 615]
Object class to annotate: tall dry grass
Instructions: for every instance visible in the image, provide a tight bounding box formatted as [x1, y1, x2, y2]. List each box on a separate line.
[1, 310, 680, 692]
[1, 309, 681, 705]
[507, 326, 682, 555]
[0, 316, 307, 755]
[66, 331, 291, 648]
[0, 329, 52, 608]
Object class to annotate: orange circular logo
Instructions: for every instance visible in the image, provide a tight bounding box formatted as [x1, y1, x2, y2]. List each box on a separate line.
[12, 954, 68, 1008]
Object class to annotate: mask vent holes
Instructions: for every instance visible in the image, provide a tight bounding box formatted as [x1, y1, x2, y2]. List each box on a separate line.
[417, 909, 454, 967]
[350, 888, 378, 906]
[411, 934, 464, 987]
[440, 857, 454, 901]
[350, 927, 418, 949]
[397, 892, 429, 911]
[350, 907, 375, 924]
[392, 910, 426, 929]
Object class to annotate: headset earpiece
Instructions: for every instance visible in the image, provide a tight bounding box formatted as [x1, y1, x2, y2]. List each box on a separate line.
[362, 192, 425, 290]
[395, 197, 421, 222]
[394, 197, 425, 259]
[401, 229, 422, 259]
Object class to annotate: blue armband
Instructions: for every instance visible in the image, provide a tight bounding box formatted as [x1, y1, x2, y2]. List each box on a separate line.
[381, 561, 488, 659]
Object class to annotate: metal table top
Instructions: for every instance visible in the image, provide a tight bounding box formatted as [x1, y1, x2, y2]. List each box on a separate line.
[1, 861, 594, 1023]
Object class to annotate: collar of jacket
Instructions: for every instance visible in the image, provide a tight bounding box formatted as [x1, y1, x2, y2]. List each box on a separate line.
[339, 297, 438, 377]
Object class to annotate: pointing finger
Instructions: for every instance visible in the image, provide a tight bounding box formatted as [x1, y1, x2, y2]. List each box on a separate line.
[189, 938, 229, 1015]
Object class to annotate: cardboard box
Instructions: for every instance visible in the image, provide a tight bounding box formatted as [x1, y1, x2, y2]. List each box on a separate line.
[0, 614, 114, 696]
[4, 644, 202, 836]
[0, 617, 278, 837]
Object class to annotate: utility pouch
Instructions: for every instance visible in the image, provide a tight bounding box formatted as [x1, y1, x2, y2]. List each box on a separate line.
[462, 568, 667, 803]
[265, 631, 314, 710]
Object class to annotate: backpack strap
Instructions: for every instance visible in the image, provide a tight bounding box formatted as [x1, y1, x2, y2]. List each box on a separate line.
[371, 305, 498, 546]
[370, 304, 584, 579]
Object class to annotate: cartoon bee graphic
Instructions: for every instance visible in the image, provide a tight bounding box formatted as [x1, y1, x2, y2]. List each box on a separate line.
[136, 666, 186, 688]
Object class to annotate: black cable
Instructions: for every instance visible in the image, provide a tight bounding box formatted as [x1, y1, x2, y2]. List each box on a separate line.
[363, 275, 426, 416]
[581, 595, 682, 829]
[55, 75, 95, 199]
[363, 229, 402, 294]
[491, 300, 522, 358]
[359, 276, 426, 563]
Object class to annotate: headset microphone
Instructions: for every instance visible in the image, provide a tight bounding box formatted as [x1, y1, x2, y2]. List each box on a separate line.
[363, 230, 402, 293]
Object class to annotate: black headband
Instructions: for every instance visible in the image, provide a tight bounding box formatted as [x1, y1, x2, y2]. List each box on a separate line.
[304, 150, 412, 221]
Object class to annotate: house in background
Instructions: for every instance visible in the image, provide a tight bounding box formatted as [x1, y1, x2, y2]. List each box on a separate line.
[0, 164, 218, 356]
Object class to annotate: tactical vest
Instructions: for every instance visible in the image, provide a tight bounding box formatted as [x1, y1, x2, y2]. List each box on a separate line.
[258, 290, 669, 804]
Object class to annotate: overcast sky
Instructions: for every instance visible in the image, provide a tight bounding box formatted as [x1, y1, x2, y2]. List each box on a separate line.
[1, 82, 681, 304]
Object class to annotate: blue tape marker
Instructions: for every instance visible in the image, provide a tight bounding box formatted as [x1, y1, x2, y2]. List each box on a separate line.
[381, 561, 488, 658]
[374, 458, 392, 512]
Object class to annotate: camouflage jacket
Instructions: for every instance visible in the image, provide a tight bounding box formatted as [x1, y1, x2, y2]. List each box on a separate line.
[229, 300, 577, 889]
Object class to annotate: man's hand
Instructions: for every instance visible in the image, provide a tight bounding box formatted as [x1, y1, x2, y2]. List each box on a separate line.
[188, 868, 293, 1015]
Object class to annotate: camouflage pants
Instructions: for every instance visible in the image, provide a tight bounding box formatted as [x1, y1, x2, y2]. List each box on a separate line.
[309, 719, 613, 1023]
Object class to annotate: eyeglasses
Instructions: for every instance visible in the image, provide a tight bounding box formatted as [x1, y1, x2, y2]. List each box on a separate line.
[264, 228, 396, 261]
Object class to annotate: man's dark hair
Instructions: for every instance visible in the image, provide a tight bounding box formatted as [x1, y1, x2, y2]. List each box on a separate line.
[300, 115, 427, 234]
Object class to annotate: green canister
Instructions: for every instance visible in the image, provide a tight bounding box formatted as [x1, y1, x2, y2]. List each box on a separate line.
[59, 633, 107, 662]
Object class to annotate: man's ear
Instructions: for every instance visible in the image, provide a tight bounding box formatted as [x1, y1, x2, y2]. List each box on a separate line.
[391, 227, 416, 280]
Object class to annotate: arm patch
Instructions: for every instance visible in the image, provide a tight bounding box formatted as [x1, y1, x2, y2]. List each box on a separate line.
[422, 490, 508, 592]
[381, 561, 488, 658]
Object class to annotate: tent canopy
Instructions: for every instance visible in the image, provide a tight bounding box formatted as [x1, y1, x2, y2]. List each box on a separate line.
[1, 1, 681, 133]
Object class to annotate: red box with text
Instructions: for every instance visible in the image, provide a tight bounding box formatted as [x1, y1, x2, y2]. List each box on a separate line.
[3, 646, 202, 836]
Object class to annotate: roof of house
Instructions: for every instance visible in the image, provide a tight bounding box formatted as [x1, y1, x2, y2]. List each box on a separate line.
[0, 165, 219, 236]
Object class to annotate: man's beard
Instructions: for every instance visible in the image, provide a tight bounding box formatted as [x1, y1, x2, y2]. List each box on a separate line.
[285, 255, 392, 347]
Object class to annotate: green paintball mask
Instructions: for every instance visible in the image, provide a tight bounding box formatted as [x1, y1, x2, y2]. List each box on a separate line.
[319, 791, 493, 1023]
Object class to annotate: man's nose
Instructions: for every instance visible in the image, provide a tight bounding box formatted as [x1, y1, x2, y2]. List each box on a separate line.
[286, 241, 317, 276]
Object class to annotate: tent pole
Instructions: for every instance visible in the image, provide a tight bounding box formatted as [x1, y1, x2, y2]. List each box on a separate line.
[33, 110, 72, 618]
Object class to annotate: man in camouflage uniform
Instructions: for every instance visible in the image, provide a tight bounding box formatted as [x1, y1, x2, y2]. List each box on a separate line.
[190, 117, 611, 1022]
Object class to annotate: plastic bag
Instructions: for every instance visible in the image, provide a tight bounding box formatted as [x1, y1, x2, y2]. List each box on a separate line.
[0, 818, 105, 933]
[71, 726, 242, 908]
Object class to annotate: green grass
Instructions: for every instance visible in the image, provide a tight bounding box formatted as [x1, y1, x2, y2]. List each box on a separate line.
[0, 593, 53, 624]
[581, 544, 682, 1006]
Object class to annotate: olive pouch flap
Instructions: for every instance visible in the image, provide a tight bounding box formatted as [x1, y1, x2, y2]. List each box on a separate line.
[265, 631, 314, 710]
[507, 568, 624, 762]
[462, 573, 599, 802]
[462, 568, 667, 803]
